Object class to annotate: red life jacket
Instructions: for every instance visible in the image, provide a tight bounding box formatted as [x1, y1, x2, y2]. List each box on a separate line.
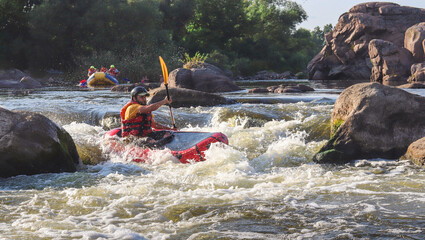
[120, 101, 152, 137]
[109, 67, 118, 77]
[88, 68, 97, 76]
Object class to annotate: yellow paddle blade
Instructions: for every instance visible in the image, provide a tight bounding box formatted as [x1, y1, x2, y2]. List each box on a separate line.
[159, 56, 168, 85]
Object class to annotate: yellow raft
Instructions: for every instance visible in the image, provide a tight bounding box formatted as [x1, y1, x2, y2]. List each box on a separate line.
[87, 72, 119, 87]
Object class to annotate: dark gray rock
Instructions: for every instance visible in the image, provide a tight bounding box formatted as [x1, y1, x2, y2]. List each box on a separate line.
[0, 107, 80, 178]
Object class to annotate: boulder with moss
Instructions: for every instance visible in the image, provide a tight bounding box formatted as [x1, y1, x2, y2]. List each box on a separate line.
[313, 83, 425, 164]
[0, 107, 80, 178]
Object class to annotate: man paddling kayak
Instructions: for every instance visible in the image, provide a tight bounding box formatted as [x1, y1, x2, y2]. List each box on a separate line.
[120, 86, 176, 147]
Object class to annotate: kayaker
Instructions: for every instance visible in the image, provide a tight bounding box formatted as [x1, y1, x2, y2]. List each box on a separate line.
[120, 86, 176, 147]
[87, 66, 97, 77]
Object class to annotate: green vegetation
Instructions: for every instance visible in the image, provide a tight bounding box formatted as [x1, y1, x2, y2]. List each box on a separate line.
[331, 119, 344, 138]
[0, 0, 333, 81]
[180, 52, 208, 69]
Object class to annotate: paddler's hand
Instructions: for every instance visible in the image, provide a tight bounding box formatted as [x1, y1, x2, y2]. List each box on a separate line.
[163, 96, 172, 105]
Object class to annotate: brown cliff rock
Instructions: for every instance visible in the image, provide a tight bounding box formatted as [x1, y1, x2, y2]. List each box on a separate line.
[308, 2, 425, 81]
[369, 39, 414, 85]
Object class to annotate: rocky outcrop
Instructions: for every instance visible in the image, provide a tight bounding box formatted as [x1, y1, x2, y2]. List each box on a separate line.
[0, 107, 80, 178]
[167, 63, 242, 93]
[313, 83, 425, 164]
[369, 39, 414, 85]
[404, 23, 425, 63]
[148, 87, 235, 108]
[401, 137, 425, 166]
[308, 2, 425, 81]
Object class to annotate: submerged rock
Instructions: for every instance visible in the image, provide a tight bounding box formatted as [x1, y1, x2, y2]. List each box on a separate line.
[248, 84, 314, 94]
[0, 107, 80, 178]
[313, 83, 425, 164]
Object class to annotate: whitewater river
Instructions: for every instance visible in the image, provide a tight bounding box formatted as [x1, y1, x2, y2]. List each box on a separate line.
[0, 80, 424, 239]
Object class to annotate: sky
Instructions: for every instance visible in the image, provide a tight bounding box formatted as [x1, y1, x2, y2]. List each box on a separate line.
[293, 0, 425, 30]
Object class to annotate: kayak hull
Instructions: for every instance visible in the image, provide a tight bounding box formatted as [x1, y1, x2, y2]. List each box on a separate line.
[104, 128, 229, 163]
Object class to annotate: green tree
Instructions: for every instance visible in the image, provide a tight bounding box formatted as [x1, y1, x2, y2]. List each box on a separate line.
[0, 0, 41, 68]
[159, 0, 195, 42]
[183, 0, 249, 54]
[27, 0, 174, 76]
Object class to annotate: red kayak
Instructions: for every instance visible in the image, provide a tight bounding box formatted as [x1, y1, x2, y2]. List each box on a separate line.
[104, 128, 229, 163]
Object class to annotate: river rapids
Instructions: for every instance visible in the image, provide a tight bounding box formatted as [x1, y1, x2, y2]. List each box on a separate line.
[0, 80, 424, 239]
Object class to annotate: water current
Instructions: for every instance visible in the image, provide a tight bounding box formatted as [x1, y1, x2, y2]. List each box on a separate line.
[0, 80, 424, 239]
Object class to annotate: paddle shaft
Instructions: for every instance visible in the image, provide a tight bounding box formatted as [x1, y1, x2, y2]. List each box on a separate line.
[165, 84, 176, 128]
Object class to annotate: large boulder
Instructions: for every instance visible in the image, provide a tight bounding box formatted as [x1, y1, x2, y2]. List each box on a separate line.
[401, 137, 425, 166]
[0, 107, 80, 178]
[167, 63, 242, 93]
[313, 83, 425, 164]
[404, 22, 425, 63]
[369, 39, 414, 85]
[148, 87, 236, 108]
[308, 2, 425, 81]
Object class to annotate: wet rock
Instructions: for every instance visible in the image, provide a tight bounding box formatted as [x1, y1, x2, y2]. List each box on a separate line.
[369, 39, 414, 85]
[313, 83, 425, 164]
[0, 107, 80, 178]
[308, 2, 425, 81]
[76, 143, 106, 165]
[401, 137, 425, 166]
[248, 88, 270, 93]
[249, 84, 314, 94]
[167, 63, 242, 93]
[148, 87, 235, 108]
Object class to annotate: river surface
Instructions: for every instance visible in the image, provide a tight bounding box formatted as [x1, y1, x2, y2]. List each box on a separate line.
[0, 80, 424, 239]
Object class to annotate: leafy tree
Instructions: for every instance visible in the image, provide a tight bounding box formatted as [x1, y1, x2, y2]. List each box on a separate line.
[0, 0, 41, 68]
[183, 0, 249, 54]
[159, 0, 195, 42]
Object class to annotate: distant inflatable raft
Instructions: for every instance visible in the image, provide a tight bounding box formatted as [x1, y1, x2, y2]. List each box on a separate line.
[87, 72, 119, 87]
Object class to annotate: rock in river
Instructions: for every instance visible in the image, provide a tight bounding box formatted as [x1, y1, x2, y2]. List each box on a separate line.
[313, 83, 425, 164]
[0, 107, 80, 178]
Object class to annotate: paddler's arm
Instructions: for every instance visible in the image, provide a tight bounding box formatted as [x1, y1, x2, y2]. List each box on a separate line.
[151, 118, 177, 131]
[137, 96, 172, 114]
